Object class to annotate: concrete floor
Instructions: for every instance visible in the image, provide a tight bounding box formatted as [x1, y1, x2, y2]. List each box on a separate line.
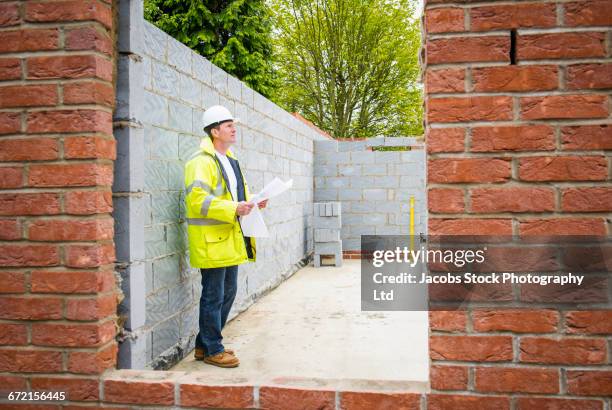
[171, 259, 429, 392]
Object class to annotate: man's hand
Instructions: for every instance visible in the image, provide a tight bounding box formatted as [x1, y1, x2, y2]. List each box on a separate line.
[236, 201, 254, 216]
[258, 199, 268, 209]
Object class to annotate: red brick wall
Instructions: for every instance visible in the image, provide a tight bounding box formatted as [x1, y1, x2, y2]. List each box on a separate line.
[425, 0, 612, 407]
[0, 0, 118, 394]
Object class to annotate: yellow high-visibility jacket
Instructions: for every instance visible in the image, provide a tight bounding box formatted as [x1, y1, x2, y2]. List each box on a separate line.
[184, 137, 256, 268]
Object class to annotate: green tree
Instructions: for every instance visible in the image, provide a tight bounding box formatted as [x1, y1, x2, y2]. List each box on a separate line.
[145, 0, 278, 98]
[271, 0, 423, 138]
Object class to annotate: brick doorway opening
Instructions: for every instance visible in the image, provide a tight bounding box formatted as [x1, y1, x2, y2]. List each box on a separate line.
[1, 0, 610, 408]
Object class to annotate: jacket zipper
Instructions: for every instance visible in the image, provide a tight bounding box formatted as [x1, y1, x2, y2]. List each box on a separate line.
[213, 154, 250, 261]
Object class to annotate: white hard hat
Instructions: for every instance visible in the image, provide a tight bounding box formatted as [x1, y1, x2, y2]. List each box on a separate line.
[202, 105, 239, 129]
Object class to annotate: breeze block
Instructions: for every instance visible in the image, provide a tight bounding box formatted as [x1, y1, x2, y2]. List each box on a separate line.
[313, 202, 342, 267]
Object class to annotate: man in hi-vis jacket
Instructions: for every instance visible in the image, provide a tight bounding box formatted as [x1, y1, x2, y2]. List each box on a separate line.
[184, 105, 267, 368]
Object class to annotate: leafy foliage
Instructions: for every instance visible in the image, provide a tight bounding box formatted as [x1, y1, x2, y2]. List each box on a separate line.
[145, 0, 278, 98]
[270, 0, 423, 138]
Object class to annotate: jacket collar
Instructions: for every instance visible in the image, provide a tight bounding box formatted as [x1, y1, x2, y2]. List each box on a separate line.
[199, 136, 236, 159]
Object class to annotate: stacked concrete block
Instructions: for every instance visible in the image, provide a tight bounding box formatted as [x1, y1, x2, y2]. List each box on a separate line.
[314, 228, 340, 242]
[313, 202, 342, 267]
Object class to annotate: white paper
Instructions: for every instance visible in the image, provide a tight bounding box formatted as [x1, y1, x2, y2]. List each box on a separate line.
[248, 177, 293, 205]
[240, 178, 293, 237]
[239, 206, 269, 237]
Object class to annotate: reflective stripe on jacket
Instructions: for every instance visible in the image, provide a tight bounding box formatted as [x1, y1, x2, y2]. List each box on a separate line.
[184, 137, 256, 268]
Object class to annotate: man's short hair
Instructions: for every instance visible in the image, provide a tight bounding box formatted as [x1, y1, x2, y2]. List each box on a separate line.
[204, 120, 232, 138]
[204, 123, 220, 138]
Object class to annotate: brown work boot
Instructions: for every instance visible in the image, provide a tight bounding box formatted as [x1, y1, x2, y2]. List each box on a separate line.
[194, 347, 234, 360]
[203, 351, 239, 368]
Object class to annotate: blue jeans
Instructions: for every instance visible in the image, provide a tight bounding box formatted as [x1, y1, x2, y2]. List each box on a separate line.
[195, 265, 238, 356]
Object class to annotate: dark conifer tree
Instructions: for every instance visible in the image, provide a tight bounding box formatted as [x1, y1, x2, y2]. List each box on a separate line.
[145, 0, 277, 97]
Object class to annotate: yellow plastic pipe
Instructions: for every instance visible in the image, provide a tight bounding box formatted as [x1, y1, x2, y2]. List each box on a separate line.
[409, 196, 415, 254]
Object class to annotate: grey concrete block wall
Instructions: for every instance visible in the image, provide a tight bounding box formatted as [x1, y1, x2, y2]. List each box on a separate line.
[115, 6, 327, 370]
[313, 138, 426, 251]
[114, 0, 149, 370]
